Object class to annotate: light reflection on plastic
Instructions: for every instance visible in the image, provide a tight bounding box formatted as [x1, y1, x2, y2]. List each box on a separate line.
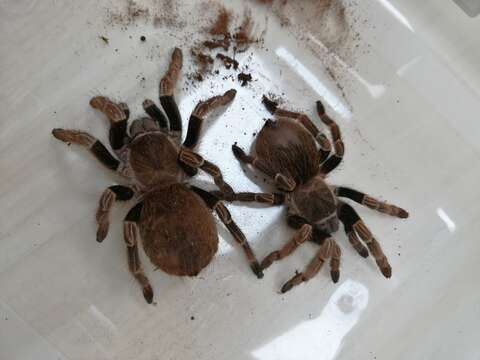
[397, 56, 422, 76]
[275, 47, 352, 120]
[307, 34, 386, 99]
[377, 0, 414, 32]
[436, 208, 456, 233]
[252, 280, 369, 360]
[88, 305, 117, 334]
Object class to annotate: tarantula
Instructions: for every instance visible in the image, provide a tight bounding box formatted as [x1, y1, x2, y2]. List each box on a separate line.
[52, 48, 263, 304]
[227, 95, 409, 293]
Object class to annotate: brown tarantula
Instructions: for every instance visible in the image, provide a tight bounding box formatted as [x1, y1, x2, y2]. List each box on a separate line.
[226, 95, 409, 293]
[52, 48, 263, 303]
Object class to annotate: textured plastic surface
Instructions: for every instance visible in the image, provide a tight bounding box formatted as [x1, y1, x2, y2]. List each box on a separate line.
[1, 0, 480, 359]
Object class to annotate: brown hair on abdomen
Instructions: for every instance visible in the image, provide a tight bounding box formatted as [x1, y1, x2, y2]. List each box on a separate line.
[140, 184, 218, 276]
[255, 118, 320, 184]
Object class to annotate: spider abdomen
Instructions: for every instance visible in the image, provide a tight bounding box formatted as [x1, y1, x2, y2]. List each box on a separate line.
[140, 184, 218, 276]
[255, 118, 319, 184]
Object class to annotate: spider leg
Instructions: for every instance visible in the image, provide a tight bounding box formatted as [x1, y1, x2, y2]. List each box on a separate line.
[96, 185, 135, 242]
[316, 100, 345, 175]
[180, 89, 237, 177]
[287, 214, 309, 229]
[281, 238, 340, 293]
[178, 149, 234, 199]
[160, 47, 183, 140]
[337, 203, 369, 258]
[89, 96, 130, 151]
[262, 95, 332, 163]
[335, 187, 409, 218]
[231, 144, 297, 192]
[329, 241, 342, 283]
[260, 224, 312, 269]
[183, 89, 237, 148]
[143, 99, 169, 130]
[337, 202, 392, 278]
[190, 186, 264, 279]
[52, 129, 121, 172]
[118, 102, 130, 120]
[124, 202, 154, 304]
[214, 191, 285, 206]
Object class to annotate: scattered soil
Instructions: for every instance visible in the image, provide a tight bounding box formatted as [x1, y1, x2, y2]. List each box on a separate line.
[188, 6, 259, 81]
[216, 53, 239, 70]
[153, 0, 184, 28]
[101, 0, 363, 109]
[191, 49, 214, 81]
[203, 39, 230, 51]
[325, 66, 350, 109]
[233, 14, 254, 52]
[201, 7, 232, 50]
[264, 0, 366, 110]
[209, 8, 231, 37]
[238, 72, 252, 86]
[105, 0, 150, 25]
[265, 92, 285, 106]
[105, 0, 185, 28]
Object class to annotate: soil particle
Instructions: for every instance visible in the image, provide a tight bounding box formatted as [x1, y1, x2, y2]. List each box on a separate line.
[216, 53, 239, 70]
[238, 72, 252, 86]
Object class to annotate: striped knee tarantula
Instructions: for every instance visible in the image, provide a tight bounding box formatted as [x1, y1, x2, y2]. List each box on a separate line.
[227, 96, 409, 293]
[52, 48, 263, 303]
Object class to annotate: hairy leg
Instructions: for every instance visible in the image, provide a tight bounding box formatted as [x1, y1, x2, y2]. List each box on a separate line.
[316, 100, 345, 175]
[52, 129, 120, 172]
[90, 96, 130, 150]
[338, 202, 392, 278]
[96, 185, 134, 242]
[231, 144, 297, 191]
[335, 187, 409, 218]
[260, 224, 312, 269]
[160, 47, 183, 140]
[123, 202, 154, 304]
[183, 89, 237, 148]
[181, 89, 237, 177]
[143, 99, 169, 130]
[178, 149, 235, 199]
[281, 238, 340, 293]
[190, 186, 264, 278]
[222, 191, 285, 206]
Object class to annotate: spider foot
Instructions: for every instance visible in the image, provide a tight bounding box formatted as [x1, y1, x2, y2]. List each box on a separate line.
[250, 262, 264, 279]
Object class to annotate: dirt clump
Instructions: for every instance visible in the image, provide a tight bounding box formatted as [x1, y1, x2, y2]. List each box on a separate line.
[216, 53, 239, 70]
[188, 6, 259, 82]
[238, 72, 252, 86]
